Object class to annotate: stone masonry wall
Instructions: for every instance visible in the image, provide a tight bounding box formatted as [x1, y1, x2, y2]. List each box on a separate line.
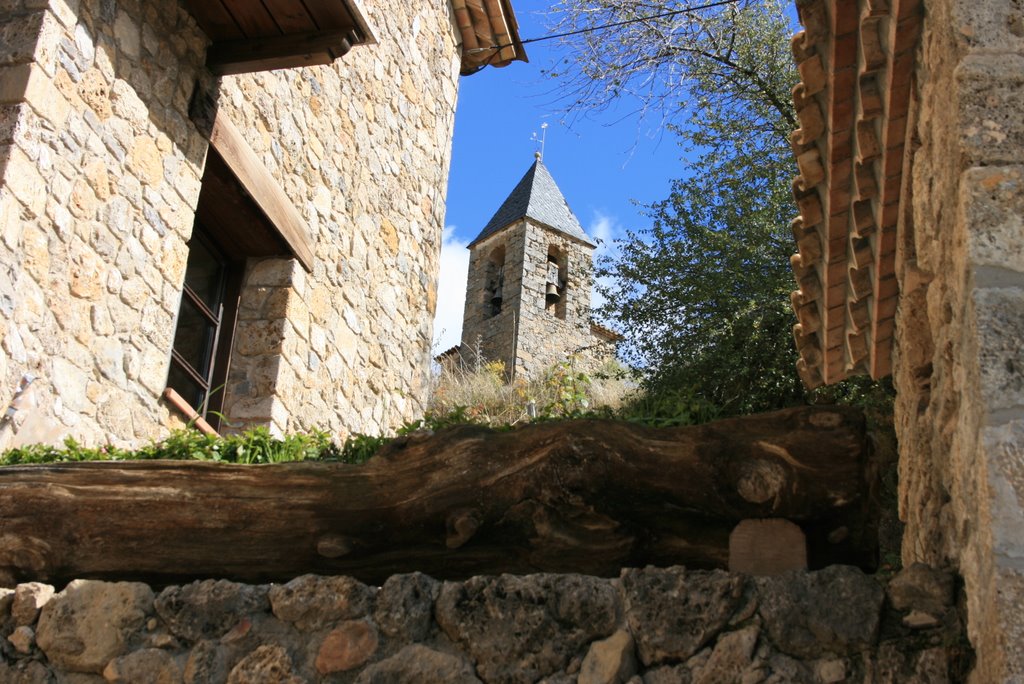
[0, 0, 208, 448]
[892, 0, 1024, 679]
[514, 221, 604, 378]
[0, 0, 460, 445]
[0, 564, 970, 683]
[460, 225, 523, 374]
[213, 5, 460, 436]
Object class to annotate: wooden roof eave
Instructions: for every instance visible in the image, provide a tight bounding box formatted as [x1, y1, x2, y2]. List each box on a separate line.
[185, 0, 378, 76]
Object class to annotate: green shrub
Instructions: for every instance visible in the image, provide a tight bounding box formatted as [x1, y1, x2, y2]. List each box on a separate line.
[0, 427, 345, 466]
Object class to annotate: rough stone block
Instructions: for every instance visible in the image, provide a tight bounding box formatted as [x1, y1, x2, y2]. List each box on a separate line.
[268, 574, 371, 632]
[4, 145, 46, 217]
[35, 580, 154, 673]
[578, 629, 637, 684]
[11, 581, 54, 624]
[104, 648, 182, 683]
[974, 287, 1024, 411]
[153, 579, 268, 642]
[0, 11, 45, 66]
[622, 567, 744, 667]
[374, 572, 439, 642]
[956, 54, 1024, 165]
[7, 625, 34, 654]
[948, 0, 1024, 53]
[728, 519, 808, 576]
[887, 563, 955, 615]
[754, 565, 884, 660]
[436, 574, 618, 684]
[315, 620, 379, 674]
[355, 644, 481, 684]
[983, 419, 1024, 560]
[991, 566, 1024, 680]
[227, 645, 302, 684]
[962, 165, 1024, 276]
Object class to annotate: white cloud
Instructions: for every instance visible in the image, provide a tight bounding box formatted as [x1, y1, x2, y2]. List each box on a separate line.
[431, 226, 470, 354]
[587, 211, 623, 315]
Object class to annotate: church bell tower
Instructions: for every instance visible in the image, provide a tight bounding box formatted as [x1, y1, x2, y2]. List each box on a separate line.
[457, 155, 603, 379]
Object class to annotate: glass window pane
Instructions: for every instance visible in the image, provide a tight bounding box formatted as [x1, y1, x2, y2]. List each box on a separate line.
[167, 362, 206, 411]
[172, 296, 217, 377]
[184, 238, 224, 312]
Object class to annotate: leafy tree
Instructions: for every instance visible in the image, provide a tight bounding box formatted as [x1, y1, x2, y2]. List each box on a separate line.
[549, 0, 809, 415]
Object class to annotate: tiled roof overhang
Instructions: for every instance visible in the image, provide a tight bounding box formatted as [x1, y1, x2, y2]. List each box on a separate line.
[453, 0, 528, 75]
[788, 0, 922, 388]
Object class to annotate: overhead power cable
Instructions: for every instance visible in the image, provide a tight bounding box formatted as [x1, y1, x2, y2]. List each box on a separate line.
[466, 0, 741, 55]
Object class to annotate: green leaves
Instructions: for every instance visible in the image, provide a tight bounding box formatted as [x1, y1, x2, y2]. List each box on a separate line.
[583, 1, 808, 415]
[1, 428, 345, 467]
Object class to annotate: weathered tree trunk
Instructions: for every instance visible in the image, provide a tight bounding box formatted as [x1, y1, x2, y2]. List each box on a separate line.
[0, 406, 876, 586]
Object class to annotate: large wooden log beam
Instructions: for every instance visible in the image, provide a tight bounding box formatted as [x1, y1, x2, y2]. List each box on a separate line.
[0, 406, 875, 586]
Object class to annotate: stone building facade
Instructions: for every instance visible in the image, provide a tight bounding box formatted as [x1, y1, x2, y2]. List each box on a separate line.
[455, 157, 618, 379]
[786, 0, 1024, 677]
[0, 0, 524, 446]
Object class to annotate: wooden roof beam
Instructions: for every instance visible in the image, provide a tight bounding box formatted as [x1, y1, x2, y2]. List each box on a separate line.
[207, 110, 315, 271]
[207, 29, 360, 76]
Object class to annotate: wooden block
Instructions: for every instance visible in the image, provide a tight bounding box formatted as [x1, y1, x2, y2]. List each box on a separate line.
[729, 520, 808, 576]
[207, 111, 315, 270]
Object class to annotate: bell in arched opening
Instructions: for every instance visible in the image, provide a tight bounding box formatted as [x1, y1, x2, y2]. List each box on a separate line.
[545, 281, 560, 304]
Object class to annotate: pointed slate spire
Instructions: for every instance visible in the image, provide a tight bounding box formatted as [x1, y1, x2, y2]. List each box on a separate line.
[468, 157, 595, 247]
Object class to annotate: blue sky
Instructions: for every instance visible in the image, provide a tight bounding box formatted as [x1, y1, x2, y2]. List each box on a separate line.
[432, 0, 688, 352]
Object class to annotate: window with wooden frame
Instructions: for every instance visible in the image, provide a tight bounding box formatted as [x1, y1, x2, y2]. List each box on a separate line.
[165, 109, 315, 429]
[166, 225, 243, 426]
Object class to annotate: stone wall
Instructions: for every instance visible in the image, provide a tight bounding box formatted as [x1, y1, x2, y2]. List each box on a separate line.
[892, 0, 1024, 679]
[212, 6, 460, 436]
[0, 0, 460, 445]
[0, 0, 208, 448]
[0, 564, 970, 683]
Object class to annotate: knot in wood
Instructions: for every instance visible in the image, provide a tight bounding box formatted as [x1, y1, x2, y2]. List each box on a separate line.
[736, 460, 786, 505]
[317, 534, 353, 558]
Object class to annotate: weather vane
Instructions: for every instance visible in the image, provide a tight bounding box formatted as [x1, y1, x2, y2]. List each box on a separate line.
[530, 122, 549, 161]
